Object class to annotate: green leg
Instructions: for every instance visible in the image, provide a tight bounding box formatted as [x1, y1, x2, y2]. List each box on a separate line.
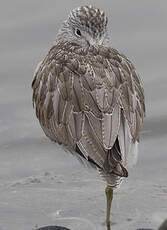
[105, 185, 113, 230]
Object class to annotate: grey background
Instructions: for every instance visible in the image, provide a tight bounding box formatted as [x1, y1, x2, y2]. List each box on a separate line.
[0, 1, 167, 230]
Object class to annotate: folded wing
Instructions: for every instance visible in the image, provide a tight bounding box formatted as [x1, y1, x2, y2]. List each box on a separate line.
[32, 44, 145, 178]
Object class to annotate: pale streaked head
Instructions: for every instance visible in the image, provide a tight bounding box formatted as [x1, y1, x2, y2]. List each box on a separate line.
[58, 5, 109, 48]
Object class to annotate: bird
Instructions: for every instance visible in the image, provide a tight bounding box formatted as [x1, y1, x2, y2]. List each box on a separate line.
[32, 5, 145, 230]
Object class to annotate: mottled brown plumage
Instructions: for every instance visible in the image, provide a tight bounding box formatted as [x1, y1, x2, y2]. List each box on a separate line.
[32, 5, 145, 229]
[32, 41, 145, 184]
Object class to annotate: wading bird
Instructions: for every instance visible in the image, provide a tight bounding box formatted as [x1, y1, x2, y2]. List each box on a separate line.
[32, 5, 145, 229]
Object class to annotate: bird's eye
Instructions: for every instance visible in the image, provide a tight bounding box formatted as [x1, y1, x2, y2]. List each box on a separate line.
[75, 29, 82, 37]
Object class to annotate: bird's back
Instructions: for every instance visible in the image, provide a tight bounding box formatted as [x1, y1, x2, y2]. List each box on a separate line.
[32, 41, 145, 187]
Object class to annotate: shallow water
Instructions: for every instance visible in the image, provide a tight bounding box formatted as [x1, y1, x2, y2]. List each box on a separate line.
[0, 1, 167, 230]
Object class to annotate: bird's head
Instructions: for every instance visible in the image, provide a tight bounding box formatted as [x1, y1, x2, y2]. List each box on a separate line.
[58, 5, 109, 48]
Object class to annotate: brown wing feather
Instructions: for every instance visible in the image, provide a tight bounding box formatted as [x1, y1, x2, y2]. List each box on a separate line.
[32, 42, 145, 179]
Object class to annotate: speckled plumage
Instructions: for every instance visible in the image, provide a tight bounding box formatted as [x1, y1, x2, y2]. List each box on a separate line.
[32, 6, 145, 188]
[69, 5, 108, 37]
